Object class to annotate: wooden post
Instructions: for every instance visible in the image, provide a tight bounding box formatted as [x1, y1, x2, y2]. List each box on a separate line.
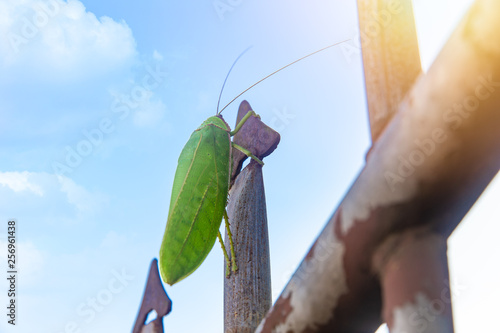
[357, 0, 422, 142]
[224, 161, 272, 333]
[223, 101, 279, 333]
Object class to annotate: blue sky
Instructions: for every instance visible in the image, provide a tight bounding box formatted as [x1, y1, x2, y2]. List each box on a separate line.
[0, 0, 498, 332]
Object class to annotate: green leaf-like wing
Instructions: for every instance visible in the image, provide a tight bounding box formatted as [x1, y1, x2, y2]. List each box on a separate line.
[160, 117, 231, 285]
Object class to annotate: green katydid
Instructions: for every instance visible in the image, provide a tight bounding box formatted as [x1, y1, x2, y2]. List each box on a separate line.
[159, 40, 349, 286]
[159, 110, 263, 285]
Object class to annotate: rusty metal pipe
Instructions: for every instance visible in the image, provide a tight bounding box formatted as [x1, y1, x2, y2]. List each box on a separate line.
[255, 0, 500, 331]
[373, 227, 454, 332]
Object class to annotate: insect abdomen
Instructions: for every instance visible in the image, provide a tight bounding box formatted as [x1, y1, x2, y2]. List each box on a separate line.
[160, 117, 231, 285]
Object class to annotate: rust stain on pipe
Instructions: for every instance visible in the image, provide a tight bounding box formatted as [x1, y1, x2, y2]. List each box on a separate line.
[373, 228, 453, 332]
[259, 293, 294, 333]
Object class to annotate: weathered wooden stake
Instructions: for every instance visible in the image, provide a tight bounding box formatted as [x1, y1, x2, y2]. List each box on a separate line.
[224, 161, 272, 333]
[357, 0, 422, 142]
[223, 101, 279, 333]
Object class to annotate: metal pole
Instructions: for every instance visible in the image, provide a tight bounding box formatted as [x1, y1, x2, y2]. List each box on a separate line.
[256, 0, 500, 331]
[373, 227, 454, 332]
[132, 259, 172, 333]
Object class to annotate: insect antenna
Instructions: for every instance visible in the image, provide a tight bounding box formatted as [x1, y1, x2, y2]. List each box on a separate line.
[217, 46, 253, 115]
[218, 39, 350, 115]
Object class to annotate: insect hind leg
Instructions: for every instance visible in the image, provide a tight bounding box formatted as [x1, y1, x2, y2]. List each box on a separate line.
[232, 143, 264, 166]
[217, 231, 231, 277]
[224, 209, 238, 273]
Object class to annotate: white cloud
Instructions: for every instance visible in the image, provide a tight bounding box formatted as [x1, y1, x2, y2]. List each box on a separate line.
[1, 0, 137, 80]
[57, 174, 107, 214]
[0, 171, 44, 196]
[0, 0, 171, 159]
[0, 171, 107, 217]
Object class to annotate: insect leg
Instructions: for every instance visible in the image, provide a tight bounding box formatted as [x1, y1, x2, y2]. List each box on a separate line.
[217, 231, 231, 277]
[230, 110, 260, 136]
[224, 209, 238, 273]
[232, 142, 264, 165]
